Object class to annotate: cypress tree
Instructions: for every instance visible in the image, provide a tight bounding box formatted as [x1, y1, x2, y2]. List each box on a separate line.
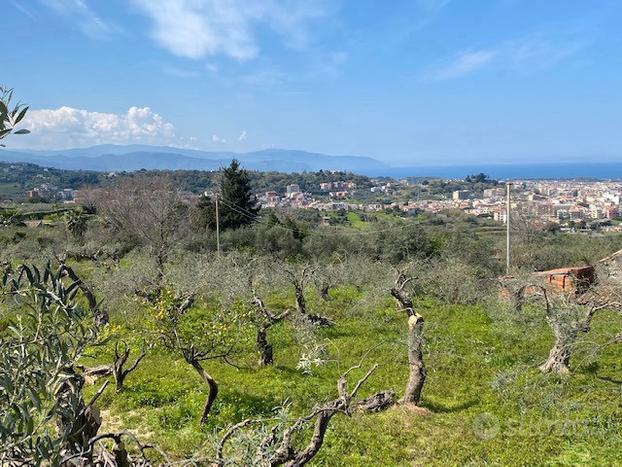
[193, 159, 259, 231]
[220, 159, 259, 229]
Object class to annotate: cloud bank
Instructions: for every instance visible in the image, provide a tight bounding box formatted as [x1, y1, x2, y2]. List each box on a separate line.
[14, 106, 178, 149]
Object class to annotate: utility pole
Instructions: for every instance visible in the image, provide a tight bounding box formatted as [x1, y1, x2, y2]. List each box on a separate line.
[215, 192, 220, 257]
[506, 182, 511, 275]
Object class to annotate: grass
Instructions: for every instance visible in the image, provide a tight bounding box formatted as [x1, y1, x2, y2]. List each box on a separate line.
[0, 182, 21, 196]
[346, 212, 368, 229]
[84, 284, 622, 466]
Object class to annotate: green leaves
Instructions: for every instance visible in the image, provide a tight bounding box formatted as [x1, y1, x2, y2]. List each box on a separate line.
[0, 86, 30, 144]
[14, 105, 28, 125]
[0, 262, 98, 463]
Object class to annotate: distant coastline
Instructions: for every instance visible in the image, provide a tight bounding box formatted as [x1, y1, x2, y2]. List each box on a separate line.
[1, 145, 620, 180]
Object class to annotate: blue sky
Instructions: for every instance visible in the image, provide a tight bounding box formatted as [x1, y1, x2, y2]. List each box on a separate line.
[3, 0, 622, 165]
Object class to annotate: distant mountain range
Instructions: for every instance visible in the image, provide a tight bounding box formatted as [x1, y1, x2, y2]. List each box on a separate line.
[0, 145, 387, 174]
[0, 144, 621, 179]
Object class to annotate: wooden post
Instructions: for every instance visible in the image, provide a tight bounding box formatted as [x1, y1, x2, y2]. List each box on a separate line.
[215, 193, 220, 257]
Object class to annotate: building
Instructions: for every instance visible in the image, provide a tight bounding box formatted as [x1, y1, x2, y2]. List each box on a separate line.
[452, 190, 471, 200]
[483, 187, 506, 198]
[534, 266, 595, 295]
[286, 184, 301, 196]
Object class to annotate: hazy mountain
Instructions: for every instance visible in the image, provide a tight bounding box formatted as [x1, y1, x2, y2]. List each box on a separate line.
[0, 145, 388, 173]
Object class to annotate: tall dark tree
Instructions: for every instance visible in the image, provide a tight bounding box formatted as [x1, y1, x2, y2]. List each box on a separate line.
[194, 159, 260, 231]
[220, 159, 259, 229]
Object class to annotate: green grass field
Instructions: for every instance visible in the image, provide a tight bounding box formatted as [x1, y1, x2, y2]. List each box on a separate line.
[86, 285, 622, 466]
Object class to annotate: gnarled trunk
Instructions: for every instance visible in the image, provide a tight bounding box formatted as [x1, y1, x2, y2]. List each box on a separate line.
[539, 343, 570, 374]
[318, 283, 331, 301]
[112, 344, 146, 392]
[284, 410, 334, 467]
[295, 284, 307, 315]
[256, 328, 274, 366]
[402, 313, 426, 405]
[294, 281, 333, 326]
[391, 275, 426, 406]
[539, 325, 571, 374]
[189, 359, 218, 425]
[540, 318, 574, 374]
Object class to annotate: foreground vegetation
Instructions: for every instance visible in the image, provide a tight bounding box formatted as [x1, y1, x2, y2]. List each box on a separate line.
[89, 289, 622, 465]
[2, 95, 622, 465]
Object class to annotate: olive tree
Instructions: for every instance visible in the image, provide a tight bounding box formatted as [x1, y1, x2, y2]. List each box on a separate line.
[502, 271, 622, 374]
[0, 263, 104, 464]
[389, 267, 426, 406]
[147, 284, 245, 425]
[284, 264, 334, 326]
[93, 175, 189, 289]
[213, 362, 394, 466]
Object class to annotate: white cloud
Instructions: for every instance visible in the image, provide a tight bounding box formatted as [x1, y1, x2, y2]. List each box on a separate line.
[212, 134, 227, 143]
[40, 0, 117, 38]
[130, 0, 327, 60]
[427, 50, 497, 81]
[238, 130, 247, 141]
[425, 31, 586, 81]
[14, 106, 178, 149]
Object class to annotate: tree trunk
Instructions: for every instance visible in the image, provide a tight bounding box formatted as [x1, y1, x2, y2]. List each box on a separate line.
[401, 313, 426, 405]
[285, 411, 334, 467]
[112, 438, 130, 467]
[319, 284, 331, 301]
[189, 359, 218, 424]
[539, 341, 570, 374]
[256, 328, 274, 366]
[295, 284, 307, 315]
[540, 319, 573, 374]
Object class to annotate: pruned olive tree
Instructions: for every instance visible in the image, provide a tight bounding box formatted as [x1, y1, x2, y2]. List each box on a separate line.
[390, 267, 426, 406]
[502, 271, 622, 374]
[194, 252, 289, 367]
[78, 341, 147, 393]
[285, 264, 334, 326]
[540, 286, 621, 374]
[250, 293, 289, 366]
[148, 286, 245, 425]
[212, 362, 394, 466]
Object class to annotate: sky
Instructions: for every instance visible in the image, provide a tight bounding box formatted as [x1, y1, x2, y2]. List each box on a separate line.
[2, 0, 622, 166]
